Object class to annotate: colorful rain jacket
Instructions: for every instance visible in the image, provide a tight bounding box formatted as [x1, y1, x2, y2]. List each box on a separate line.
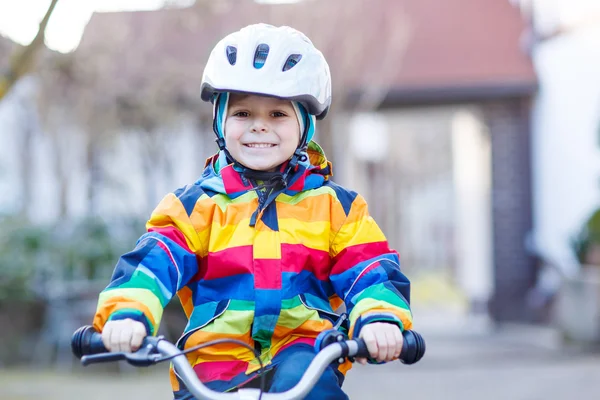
[93, 141, 413, 393]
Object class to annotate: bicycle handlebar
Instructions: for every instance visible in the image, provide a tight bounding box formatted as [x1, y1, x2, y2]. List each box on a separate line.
[71, 326, 425, 400]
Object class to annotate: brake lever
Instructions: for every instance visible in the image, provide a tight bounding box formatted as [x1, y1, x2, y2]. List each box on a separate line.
[81, 341, 162, 367]
[81, 351, 127, 366]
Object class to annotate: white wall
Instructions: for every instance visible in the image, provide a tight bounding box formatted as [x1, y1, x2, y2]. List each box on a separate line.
[531, 23, 600, 272]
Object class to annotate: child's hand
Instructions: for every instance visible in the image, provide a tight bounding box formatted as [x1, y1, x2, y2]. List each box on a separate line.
[101, 319, 148, 353]
[356, 322, 403, 365]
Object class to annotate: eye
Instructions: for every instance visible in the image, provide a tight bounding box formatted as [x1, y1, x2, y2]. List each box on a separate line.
[232, 111, 249, 117]
[272, 111, 287, 117]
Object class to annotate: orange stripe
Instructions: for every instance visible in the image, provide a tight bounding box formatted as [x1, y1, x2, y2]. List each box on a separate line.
[169, 366, 181, 391]
[185, 330, 255, 362]
[362, 308, 413, 331]
[343, 195, 370, 225]
[93, 297, 157, 332]
[191, 196, 259, 227]
[276, 195, 347, 227]
[176, 286, 194, 319]
[272, 318, 333, 341]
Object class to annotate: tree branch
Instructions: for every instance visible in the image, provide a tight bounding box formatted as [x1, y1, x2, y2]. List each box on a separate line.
[0, 0, 60, 100]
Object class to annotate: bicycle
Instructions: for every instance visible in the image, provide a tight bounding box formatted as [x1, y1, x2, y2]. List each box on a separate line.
[72, 325, 425, 400]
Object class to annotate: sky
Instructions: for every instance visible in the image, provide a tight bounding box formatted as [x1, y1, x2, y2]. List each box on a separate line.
[0, 0, 599, 53]
[0, 0, 192, 53]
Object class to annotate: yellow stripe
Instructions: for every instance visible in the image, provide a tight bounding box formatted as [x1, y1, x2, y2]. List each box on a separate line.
[253, 229, 280, 259]
[279, 219, 330, 251]
[147, 193, 203, 254]
[98, 288, 163, 328]
[331, 217, 386, 256]
[207, 220, 256, 252]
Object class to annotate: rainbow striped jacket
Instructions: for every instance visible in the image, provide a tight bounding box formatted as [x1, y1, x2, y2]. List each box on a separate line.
[93, 141, 412, 392]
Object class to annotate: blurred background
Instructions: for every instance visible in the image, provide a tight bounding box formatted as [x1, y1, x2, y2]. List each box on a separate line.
[1, 0, 600, 399]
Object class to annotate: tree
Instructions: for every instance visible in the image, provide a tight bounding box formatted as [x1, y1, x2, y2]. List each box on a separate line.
[0, 0, 60, 101]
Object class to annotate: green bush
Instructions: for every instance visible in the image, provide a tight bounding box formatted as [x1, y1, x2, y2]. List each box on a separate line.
[571, 208, 600, 265]
[0, 215, 145, 302]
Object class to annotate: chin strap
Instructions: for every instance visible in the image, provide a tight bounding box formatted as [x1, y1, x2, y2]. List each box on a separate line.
[212, 92, 310, 191]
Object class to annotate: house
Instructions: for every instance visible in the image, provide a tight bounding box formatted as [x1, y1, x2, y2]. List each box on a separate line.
[513, 0, 600, 275]
[3, 0, 538, 323]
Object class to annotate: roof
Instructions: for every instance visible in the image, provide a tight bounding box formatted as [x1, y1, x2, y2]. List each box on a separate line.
[77, 0, 536, 106]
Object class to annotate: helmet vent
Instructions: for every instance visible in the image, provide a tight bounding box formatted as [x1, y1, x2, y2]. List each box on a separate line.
[283, 54, 303, 71]
[226, 46, 237, 65]
[253, 43, 270, 69]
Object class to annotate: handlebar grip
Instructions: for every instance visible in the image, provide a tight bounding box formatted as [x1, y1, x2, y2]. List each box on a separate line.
[71, 325, 107, 359]
[399, 330, 426, 364]
[355, 330, 426, 365]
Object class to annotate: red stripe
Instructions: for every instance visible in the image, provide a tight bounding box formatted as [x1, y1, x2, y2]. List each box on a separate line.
[193, 360, 248, 382]
[191, 244, 331, 283]
[221, 165, 253, 194]
[254, 258, 282, 289]
[288, 172, 306, 191]
[148, 226, 192, 252]
[331, 241, 392, 275]
[280, 244, 330, 280]
[192, 246, 254, 281]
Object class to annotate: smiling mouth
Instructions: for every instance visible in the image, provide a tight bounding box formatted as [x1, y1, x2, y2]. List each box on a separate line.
[244, 143, 277, 148]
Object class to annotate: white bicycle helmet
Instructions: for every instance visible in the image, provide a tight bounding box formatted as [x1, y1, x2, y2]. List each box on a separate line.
[200, 23, 332, 120]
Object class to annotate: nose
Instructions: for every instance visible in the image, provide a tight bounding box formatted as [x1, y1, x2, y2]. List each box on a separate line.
[250, 118, 268, 133]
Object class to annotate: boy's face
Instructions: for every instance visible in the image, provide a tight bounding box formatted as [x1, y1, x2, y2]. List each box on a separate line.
[224, 93, 300, 171]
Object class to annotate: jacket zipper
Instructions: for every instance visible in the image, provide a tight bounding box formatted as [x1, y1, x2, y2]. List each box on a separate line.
[298, 295, 340, 320]
[175, 299, 231, 350]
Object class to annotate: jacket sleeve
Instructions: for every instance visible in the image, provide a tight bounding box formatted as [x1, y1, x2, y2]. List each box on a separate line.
[329, 193, 412, 340]
[92, 189, 205, 336]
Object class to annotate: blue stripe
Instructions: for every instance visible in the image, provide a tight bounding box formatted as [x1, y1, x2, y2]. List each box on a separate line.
[281, 270, 334, 299]
[141, 232, 199, 292]
[174, 183, 206, 217]
[323, 181, 357, 216]
[254, 288, 281, 317]
[253, 288, 281, 350]
[329, 253, 400, 306]
[184, 301, 218, 333]
[192, 274, 255, 303]
[214, 92, 229, 139]
[107, 238, 156, 288]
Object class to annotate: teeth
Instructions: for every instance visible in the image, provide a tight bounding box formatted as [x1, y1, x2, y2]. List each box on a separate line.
[246, 143, 275, 148]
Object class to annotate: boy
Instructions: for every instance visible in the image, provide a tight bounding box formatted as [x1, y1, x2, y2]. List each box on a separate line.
[93, 24, 413, 399]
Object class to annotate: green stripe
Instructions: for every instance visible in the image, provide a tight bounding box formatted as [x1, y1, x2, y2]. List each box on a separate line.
[281, 297, 303, 309]
[350, 283, 410, 310]
[202, 309, 253, 334]
[277, 304, 319, 329]
[277, 186, 336, 205]
[212, 192, 257, 212]
[228, 299, 255, 311]
[111, 269, 170, 307]
[349, 298, 408, 325]
[349, 283, 410, 324]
